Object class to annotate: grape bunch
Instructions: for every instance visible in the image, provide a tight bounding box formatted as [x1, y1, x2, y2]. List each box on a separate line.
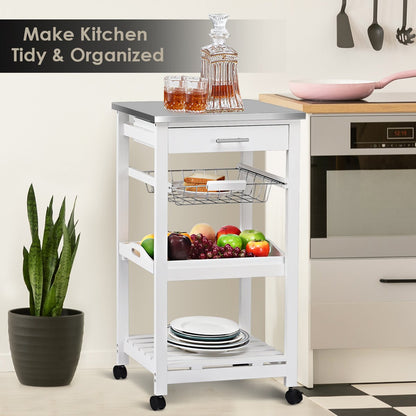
[189, 233, 254, 259]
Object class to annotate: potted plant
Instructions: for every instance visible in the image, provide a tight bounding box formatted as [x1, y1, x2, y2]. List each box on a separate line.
[8, 184, 82, 386]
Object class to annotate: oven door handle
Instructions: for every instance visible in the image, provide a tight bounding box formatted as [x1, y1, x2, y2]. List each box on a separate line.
[380, 278, 416, 283]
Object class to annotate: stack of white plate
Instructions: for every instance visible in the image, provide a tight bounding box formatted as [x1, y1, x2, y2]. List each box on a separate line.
[167, 316, 250, 353]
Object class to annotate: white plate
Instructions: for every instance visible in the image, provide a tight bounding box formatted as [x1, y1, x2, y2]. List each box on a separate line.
[168, 329, 250, 353]
[170, 327, 239, 341]
[170, 316, 240, 337]
[168, 342, 249, 354]
[168, 328, 244, 345]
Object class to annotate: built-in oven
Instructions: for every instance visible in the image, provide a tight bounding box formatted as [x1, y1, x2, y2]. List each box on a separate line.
[311, 114, 416, 259]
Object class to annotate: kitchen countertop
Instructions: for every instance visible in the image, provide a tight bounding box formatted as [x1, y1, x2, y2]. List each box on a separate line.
[112, 99, 305, 124]
[259, 92, 416, 114]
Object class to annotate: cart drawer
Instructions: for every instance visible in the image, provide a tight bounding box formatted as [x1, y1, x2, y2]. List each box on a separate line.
[168, 125, 289, 154]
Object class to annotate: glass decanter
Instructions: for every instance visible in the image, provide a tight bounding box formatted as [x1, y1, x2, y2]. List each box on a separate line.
[201, 14, 244, 112]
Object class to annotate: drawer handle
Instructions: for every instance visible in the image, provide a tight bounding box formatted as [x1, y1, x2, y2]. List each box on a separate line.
[216, 137, 250, 143]
[380, 278, 416, 283]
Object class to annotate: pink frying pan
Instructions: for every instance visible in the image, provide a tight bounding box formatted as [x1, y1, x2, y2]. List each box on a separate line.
[289, 69, 416, 101]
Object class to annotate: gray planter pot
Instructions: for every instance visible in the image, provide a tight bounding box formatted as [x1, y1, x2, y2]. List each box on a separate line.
[8, 308, 84, 387]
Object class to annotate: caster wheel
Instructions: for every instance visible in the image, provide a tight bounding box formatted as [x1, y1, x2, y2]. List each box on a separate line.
[150, 395, 166, 411]
[112, 365, 127, 380]
[285, 387, 303, 405]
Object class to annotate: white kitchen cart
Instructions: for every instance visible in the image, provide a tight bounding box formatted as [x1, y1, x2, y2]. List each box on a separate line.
[111, 100, 305, 410]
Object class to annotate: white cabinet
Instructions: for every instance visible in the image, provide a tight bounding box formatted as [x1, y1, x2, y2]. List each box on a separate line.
[111, 100, 305, 409]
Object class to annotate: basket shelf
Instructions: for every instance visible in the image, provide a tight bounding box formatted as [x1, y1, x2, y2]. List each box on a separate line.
[137, 163, 286, 206]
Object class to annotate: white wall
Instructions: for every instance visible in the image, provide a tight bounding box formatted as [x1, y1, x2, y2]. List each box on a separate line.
[2, 0, 416, 372]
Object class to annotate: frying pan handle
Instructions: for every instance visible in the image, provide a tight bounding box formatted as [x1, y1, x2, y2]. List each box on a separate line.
[375, 69, 416, 89]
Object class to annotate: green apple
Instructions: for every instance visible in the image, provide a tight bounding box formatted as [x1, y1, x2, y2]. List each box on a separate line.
[217, 234, 243, 249]
[141, 237, 154, 258]
[239, 229, 266, 249]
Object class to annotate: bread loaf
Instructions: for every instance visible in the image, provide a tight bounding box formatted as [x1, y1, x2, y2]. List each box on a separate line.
[183, 183, 208, 192]
[183, 172, 225, 184]
[183, 172, 225, 192]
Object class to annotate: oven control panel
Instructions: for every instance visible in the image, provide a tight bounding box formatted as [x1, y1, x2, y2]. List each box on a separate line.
[351, 122, 416, 148]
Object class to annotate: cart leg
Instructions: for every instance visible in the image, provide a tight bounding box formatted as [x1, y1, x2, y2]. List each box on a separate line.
[115, 111, 130, 367]
[153, 124, 169, 398]
[239, 151, 253, 332]
[284, 122, 301, 388]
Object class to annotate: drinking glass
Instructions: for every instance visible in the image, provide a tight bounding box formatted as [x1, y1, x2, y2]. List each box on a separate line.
[184, 77, 208, 113]
[164, 75, 185, 111]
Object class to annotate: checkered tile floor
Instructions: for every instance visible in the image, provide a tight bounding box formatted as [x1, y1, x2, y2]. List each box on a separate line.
[298, 383, 416, 416]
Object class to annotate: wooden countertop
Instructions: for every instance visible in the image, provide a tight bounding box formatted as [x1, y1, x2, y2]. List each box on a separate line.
[259, 93, 416, 114]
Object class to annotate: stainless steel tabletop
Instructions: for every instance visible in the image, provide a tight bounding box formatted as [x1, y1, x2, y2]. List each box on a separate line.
[112, 99, 305, 124]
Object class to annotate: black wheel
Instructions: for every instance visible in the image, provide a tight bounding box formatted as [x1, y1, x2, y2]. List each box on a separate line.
[285, 387, 303, 405]
[150, 395, 166, 411]
[112, 365, 127, 380]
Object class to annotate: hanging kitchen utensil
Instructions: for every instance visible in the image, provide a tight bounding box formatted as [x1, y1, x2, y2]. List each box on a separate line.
[337, 0, 354, 48]
[368, 0, 384, 50]
[396, 0, 415, 45]
[289, 69, 416, 101]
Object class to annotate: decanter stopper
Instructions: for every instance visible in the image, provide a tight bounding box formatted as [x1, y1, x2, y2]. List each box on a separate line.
[209, 13, 230, 40]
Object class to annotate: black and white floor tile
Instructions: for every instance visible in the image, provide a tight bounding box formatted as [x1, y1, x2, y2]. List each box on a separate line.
[298, 382, 416, 416]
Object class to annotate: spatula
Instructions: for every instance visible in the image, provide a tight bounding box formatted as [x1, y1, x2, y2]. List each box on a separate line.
[337, 0, 354, 48]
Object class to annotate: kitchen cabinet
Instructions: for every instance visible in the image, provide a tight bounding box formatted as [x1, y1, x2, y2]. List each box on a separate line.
[260, 92, 416, 386]
[111, 100, 305, 409]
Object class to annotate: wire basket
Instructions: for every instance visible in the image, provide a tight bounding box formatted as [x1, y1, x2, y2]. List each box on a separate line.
[145, 164, 286, 206]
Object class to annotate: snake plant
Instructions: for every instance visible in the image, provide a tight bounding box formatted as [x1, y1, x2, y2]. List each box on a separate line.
[23, 184, 80, 317]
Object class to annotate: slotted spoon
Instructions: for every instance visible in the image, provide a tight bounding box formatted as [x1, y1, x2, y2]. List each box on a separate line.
[397, 0, 415, 45]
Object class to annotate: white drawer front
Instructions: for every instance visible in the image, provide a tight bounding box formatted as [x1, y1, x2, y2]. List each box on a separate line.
[168, 125, 289, 154]
[311, 258, 416, 349]
[312, 301, 416, 349]
[311, 258, 416, 304]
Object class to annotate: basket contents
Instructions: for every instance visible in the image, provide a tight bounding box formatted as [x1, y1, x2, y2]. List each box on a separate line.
[183, 172, 225, 193]
[138, 223, 271, 260]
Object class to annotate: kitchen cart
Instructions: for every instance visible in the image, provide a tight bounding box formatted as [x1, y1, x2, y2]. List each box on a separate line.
[111, 100, 305, 410]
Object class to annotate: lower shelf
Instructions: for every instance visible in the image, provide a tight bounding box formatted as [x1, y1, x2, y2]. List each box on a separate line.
[124, 335, 288, 384]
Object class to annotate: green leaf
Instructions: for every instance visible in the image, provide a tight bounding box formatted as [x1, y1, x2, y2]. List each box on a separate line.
[42, 284, 56, 316]
[50, 223, 72, 316]
[23, 247, 35, 315]
[27, 184, 39, 243]
[52, 198, 66, 256]
[28, 239, 43, 316]
[41, 197, 56, 302]
[70, 233, 80, 267]
[67, 198, 77, 250]
[45, 198, 66, 291]
[41, 197, 53, 251]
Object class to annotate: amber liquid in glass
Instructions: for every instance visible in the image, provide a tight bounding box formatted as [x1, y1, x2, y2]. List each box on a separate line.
[210, 83, 235, 98]
[185, 89, 208, 112]
[164, 87, 185, 111]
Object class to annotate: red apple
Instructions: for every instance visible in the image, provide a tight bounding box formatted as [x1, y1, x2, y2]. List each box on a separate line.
[216, 225, 241, 241]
